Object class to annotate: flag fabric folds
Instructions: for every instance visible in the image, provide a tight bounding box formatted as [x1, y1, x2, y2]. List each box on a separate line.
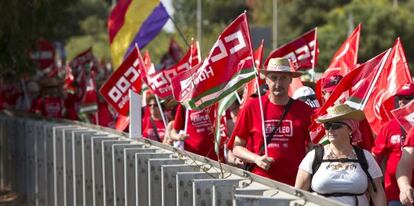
[99, 47, 144, 116]
[392, 99, 414, 133]
[264, 28, 318, 71]
[171, 13, 256, 110]
[144, 40, 201, 99]
[310, 50, 389, 143]
[108, 0, 169, 68]
[315, 24, 361, 104]
[356, 38, 413, 134]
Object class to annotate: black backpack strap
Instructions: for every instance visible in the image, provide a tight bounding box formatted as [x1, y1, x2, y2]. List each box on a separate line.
[311, 144, 324, 176]
[353, 145, 377, 192]
[259, 98, 294, 154]
[149, 117, 162, 142]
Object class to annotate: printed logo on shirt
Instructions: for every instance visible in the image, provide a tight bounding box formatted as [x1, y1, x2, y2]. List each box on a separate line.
[390, 135, 402, 145]
[264, 119, 293, 138]
[190, 110, 213, 133]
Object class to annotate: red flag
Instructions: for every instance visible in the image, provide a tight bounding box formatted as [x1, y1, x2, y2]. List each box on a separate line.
[310, 50, 389, 143]
[392, 99, 414, 133]
[115, 114, 130, 131]
[99, 47, 144, 115]
[264, 28, 318, 71]
[80, 71, 98, 113]
[64, 64, 74, 90]
[145, 40, 201, 99]
[70, 48, 95, 69]
[315, 24, 361, 104]
[241, 39, 264, 107]
[360, 38, 413, 134]
[171, 13, 255, 110]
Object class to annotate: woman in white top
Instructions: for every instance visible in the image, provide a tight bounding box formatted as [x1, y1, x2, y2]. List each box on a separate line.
[295, 103, 386, 206]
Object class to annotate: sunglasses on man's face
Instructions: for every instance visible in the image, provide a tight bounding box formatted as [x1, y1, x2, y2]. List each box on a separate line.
[323, 122, 347, 130]
[399, 95, 414, 101]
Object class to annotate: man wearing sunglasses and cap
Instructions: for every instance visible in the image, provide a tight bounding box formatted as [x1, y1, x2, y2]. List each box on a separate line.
[373, 82, 414, 206]
[231, 57, 314, 186]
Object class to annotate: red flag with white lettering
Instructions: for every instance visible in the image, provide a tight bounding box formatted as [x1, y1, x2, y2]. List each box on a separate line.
[392, 99, 414, 133]
[171, 13, 255, 110]
[145, 40, 201, 99]
[359, 38, 413, 134]
[310, 50, 389, 143]
[241, 39, 264, 107]
[264, 28, 318, 71]
[99, 47, 143, 115]
[315, 24, 361, 104]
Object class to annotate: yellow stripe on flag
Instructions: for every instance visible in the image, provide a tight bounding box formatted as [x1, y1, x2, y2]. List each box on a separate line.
[110, 0, 159, 69]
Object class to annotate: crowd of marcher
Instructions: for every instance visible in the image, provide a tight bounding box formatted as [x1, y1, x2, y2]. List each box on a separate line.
[1, 57, 414, 206]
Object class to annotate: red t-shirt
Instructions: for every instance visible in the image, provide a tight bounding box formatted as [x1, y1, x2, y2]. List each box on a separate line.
[173, 104, 220, 160]
[36, 96, 63, 118]
[232, 93, 313, 186]
[372, 119, 406, 201]
[142, 116, 165, 142]
[64, 93, 80, 120]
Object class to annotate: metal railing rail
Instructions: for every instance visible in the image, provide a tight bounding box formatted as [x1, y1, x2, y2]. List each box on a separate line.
[0, 111, 345, 206]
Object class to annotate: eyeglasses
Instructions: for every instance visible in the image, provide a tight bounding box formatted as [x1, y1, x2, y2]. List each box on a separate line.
[399, 95, 414, 101]
[323, 122, 347, 130]
[148, 104, 158, 108]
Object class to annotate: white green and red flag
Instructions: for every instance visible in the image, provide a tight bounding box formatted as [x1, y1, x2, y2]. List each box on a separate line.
[310, 50, 390, 143]
[352, 38, 413, 134]
[315, 24, 361, 105]
[264, 28, 318, 71]
[144, 39, 201, 99]
[171, 13, 255, 110]
[99, 47, 144, 116]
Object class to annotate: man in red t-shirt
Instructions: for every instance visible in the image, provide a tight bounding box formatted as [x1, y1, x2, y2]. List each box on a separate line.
[397, 126, 414, 206]
[170, 103, 223, 160]
[373, 83, 414, 205]
[231, 57, 313, 186]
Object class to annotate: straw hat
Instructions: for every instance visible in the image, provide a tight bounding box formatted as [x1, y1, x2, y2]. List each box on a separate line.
[260, 57, 302, 78]
[316, 103, 365, 123]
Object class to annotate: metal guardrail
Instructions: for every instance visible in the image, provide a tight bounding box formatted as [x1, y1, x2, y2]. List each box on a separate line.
[0, 112, 345, 206]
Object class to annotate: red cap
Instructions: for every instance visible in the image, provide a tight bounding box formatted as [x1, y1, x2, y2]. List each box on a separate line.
[396, 83, 414, 96]
[322, 74, 343, 93]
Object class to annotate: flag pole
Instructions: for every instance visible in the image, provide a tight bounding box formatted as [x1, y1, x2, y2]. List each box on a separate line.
[154, 95, 168, 129]
[244, 10, 268, 156]
[255, 77, 268, 156]
[164, 6, 190, 48]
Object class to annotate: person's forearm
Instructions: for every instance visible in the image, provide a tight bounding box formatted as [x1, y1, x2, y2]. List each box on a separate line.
[169, 129, 181, 141]
[233, 145, 260, 164]
[397, 150, 414, 190]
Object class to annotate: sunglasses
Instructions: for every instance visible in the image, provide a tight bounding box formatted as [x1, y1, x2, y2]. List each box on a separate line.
[323, 122, 347, 130]
[399, 95, 414, 101]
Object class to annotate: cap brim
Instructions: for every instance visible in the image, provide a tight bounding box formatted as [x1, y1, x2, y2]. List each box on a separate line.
[259, 70, 302, 78]
[316, 110, 365, 123]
